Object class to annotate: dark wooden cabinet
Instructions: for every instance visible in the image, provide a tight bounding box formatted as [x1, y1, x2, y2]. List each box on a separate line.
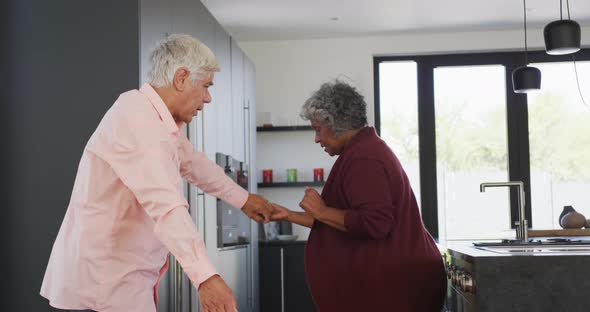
[259, 241, 316, 312]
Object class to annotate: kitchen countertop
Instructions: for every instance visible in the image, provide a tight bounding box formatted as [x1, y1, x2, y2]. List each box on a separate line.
[440, 238, 590, 312]
[440, 237, 590, 259]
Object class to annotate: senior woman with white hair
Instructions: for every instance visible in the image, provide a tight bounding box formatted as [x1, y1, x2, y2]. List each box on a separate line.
[40, 34, 273, 312]
[271, 80, 447, 311]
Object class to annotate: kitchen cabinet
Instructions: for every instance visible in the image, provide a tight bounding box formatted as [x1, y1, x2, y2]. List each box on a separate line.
[243, 42, 260, 312]
[140, 0, 172, 85]
[231, 38, 245, 161]
[441, 241, 590, 312]
[213, 21, 232, 157]
[173, 0, 215, 48]
[244, 52, 256, 178]
[140, 1, 258, 311]
[259, 241, 316, 312]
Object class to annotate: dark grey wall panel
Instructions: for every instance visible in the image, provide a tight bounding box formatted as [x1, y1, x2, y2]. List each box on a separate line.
[5, 1, 139, 311]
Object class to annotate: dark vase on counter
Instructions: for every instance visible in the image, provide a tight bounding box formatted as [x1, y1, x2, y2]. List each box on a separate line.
[559, 205, 576, 224]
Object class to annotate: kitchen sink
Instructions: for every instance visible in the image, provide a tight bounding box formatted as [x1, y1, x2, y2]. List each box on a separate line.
[473, 238, 590, 254]
[476, 245, 590, 254]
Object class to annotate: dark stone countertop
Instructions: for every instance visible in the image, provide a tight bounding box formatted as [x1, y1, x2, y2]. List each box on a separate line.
[440, 239, 590, 312]
[439, 238, 590, 260]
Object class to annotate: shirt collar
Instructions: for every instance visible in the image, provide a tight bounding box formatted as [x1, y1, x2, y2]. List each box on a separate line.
[139, 83, 183, 134]
[340, 126, 375, 155]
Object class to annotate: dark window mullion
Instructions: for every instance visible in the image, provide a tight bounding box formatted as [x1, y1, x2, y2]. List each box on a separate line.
[373, 57, 382, 135]
[417, 59, 439, 238]
[505, 56, 533, 230]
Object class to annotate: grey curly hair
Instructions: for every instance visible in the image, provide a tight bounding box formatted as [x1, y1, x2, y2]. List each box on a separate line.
[147, 34, 219, 87]
[300, 80, 368, 135]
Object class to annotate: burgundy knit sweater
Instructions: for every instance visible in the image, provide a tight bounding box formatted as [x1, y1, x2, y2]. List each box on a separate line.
[305, 127, 446, 312]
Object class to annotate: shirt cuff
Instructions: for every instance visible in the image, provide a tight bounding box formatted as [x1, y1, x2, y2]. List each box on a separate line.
[185, 256, 219, 287]
[221, 186, 249, 210]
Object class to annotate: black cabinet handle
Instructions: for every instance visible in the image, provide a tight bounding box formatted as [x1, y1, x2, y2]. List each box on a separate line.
[280, 247, 285, 312]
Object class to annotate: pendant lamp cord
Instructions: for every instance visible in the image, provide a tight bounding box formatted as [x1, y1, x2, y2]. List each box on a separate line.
[523, 0, 528, 65]
[567, 0, 589, 109]
[571, 55, 589, 109]
[559, 0, 569, 20]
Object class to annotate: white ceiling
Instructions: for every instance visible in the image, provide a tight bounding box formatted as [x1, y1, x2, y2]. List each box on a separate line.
[201, 0, 590, 41]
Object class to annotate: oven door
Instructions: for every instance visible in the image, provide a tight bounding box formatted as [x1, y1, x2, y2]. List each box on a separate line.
[216, 152, 251, 248]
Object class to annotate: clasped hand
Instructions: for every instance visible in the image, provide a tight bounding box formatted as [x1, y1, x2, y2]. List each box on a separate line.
[241, 194, 273, 223]
[299, 187, 327, 219]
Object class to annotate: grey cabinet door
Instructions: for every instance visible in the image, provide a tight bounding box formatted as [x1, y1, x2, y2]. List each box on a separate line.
[172, 0, 215, 47]
[213, 22, 232, 156]
[283, 244, 316, 312]
[260, 245, 283, 311]
[140, 0, 173, 84]
[231, 38, 245, 161]
[259, 244, 316, 312]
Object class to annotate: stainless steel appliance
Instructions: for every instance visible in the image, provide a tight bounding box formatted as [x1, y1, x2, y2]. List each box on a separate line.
[216, 153, 251, 247]
[442, 249, 476, 312]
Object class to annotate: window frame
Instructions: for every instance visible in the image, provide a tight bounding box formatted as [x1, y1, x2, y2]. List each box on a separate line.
[374, 49, 590, 238]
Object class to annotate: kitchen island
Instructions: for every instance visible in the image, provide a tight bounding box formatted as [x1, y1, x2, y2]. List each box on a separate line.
[440, 239, 590, 312]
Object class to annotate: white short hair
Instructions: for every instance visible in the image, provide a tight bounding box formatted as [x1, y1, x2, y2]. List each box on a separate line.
[147, 34, 219, 87]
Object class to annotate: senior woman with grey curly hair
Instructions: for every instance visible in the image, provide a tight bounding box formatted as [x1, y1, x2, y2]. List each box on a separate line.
[271, 80, 447, 311]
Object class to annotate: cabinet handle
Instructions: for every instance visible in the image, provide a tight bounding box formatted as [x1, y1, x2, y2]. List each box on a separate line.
[280, 247, 285, 312]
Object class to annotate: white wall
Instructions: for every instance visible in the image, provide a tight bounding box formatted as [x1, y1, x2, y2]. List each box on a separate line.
[242, 27, 590, 240]
[241, 26, 590, 125]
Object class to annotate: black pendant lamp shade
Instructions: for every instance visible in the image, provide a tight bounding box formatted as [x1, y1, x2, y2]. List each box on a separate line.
[544, 19, 581, 55]
[513, 0, 541, 93]
[512, 66, 542, 93]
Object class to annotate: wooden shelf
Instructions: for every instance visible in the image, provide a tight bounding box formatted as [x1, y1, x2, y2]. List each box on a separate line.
[528, 228, 590, 237]
[256, 125, 313, 132]
[258, 181, 325, 188]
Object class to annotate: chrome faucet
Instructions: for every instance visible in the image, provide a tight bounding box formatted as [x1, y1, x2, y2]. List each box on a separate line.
[480, 181, 528, 241]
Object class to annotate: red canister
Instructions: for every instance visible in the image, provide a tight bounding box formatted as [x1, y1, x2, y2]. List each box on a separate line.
[262, 169, 273, 183]
[313, 168, 324, 182]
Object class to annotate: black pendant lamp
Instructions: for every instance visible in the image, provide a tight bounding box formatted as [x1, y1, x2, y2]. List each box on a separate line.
[513, 0, 541, 93]
[544, 0, 581, 55]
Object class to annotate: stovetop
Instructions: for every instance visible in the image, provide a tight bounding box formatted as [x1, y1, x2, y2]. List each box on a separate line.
[473, 238, 590, 247]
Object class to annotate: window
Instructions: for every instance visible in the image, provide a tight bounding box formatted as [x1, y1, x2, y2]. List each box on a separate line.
[434, 65, 509, 240]
[378, 61, 421, 206]
[527, 61, 590, 229]
[375, 50, 590, 240]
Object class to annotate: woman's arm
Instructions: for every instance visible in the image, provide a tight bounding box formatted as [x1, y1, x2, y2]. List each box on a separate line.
[313, 206, 347, 232]
[271, 203, 315, 228]
[286, 210, 315, 228]
[299, 187, 347, 232]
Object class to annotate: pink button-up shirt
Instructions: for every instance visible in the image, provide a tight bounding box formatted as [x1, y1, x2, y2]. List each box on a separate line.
[40, 84, 249, 312]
